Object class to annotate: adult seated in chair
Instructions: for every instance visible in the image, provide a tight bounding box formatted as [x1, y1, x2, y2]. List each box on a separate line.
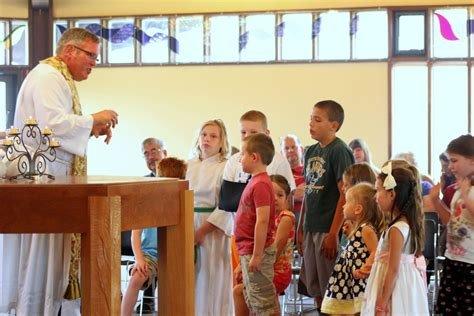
[142, 137, 167, 177]
[130, 137, 167, 313]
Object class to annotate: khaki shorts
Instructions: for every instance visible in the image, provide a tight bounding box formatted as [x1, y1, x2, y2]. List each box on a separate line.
[240, 246, 278, 315]
[129, 254, 158, 290]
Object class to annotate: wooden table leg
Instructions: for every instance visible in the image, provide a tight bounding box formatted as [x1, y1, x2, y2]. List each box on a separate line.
[158, 189, 194, 315]
[82, 196, 121, 316]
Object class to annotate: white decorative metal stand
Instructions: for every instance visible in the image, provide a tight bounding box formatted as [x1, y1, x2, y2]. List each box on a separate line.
[1, 118, 59, 180]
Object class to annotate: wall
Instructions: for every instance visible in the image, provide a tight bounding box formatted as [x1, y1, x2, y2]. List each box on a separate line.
[0, 0, 27, 18]
[78, 63, 388, 175]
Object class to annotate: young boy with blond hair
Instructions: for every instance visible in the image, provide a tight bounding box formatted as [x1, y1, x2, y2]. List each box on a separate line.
[210, 110, 296, 282]
[234, 133, 278, 316]
[225, 110, 295, 189]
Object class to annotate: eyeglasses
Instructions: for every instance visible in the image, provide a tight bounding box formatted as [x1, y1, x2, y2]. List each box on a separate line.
[72, 45, 99, 61]
[143, 148, 163, 158]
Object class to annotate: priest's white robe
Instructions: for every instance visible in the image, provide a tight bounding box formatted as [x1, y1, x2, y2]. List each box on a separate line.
[186, 154, 234, 316]
[0, 63, 92, 316]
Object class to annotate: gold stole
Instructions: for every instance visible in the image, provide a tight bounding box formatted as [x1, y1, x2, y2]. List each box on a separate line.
[40, 56, 85, 300]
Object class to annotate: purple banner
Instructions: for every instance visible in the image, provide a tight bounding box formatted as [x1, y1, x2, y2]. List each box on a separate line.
[276, 22, 285, 37]
[468, 19, 474, 35]
[312, 18, 321, 39]
[56, 24, 178, 53]
[239, 31, 249, 52]
[350, 14, 358, 35]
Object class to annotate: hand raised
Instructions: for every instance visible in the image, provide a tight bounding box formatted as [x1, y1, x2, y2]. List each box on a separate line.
[92, 110, 118, 128]
[91, 124, 113, 144]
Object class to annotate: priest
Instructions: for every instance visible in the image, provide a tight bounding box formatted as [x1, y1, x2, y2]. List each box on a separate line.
[1, 27, 118, 315]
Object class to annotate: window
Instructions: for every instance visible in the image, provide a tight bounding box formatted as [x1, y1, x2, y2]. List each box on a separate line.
[53, 20, 68, 54]
[393, 11, 426, 56]
[107, 18, 135, 64]
[0, 19, 28, 65]
[175, 16, 204, 63]
[392, 61, 472, 180]
[11, 20, 28, 65]
[75, 19, 102, 63]
[209, 15, 239, 62]
[316, 11, 350, 60]
[0, 21, 6, 65]
[353, 10, 388, 59]
[281, 13, 313, 60]
[430, 64, 469, 180]
[470, 7, 474, 57]
[240, 14, 275, 62]
[472, 65, 474, 132]
[391, 64, 429, 174]
[432, 8, 468, 58]
[0, 81, 5, 129]
[50, 7, 394, 66]
[141, 17, 169, 64]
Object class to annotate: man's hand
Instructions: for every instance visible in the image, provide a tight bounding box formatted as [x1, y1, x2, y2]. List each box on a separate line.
[103, 127, 112, 144]
[321, 232, 338, 260]
[248, 254, 262, 272]
[91, 109, 117, 144]
[294, 183, 305, 202]
[91, 124, 113, 144]
[92, 109, 118, 127]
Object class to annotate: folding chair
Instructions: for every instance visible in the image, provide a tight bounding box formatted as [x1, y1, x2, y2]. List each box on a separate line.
[281, 251, 316, 315]
[423, 212, 443, 313]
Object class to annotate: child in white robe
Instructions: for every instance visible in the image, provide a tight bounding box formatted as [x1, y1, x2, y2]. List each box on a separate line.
[186, 119, 233, 316]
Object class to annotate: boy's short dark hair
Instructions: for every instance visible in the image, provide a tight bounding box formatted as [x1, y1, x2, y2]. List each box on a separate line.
[240, 110, 268, 130]
[244, 133, 275, 165]
[157, 157, 187, 179]
[314, 100, 345, 131]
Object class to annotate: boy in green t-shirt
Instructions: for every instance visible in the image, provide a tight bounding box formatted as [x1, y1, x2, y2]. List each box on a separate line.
[296, 100, 354, 309]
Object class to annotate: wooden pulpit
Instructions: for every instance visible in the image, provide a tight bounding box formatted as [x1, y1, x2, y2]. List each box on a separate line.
[0, 176, 194, 315]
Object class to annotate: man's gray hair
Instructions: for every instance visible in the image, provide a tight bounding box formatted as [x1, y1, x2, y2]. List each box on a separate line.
[142, 138, 166, 150]
[56, 28, 99, 55]
[280, 134, 302, 148]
